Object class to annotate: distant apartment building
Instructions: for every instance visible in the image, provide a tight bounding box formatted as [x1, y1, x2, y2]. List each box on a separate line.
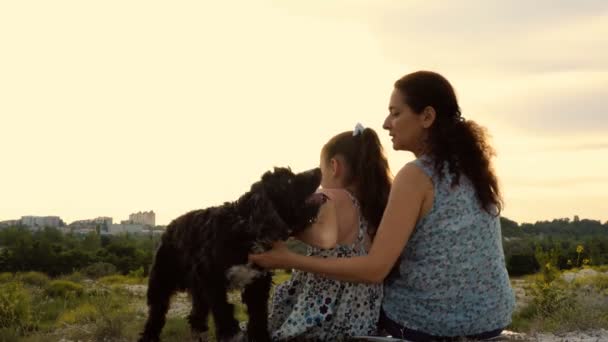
[106, 223, 145, 235]
[69, 216, 113, 233]
[69, 217, 113, 229]
[20, 216, 65, 230]
[127, 211, 155, 226]
[0, 219, 21, 228]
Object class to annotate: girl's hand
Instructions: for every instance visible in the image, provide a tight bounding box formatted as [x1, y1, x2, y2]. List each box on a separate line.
[248, 241, 295, 269]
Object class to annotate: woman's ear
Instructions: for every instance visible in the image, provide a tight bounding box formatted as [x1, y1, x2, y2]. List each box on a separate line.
[421, 106, 436, 128]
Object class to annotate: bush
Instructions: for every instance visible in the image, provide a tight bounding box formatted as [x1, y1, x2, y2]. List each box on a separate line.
[160, 318, 191, 341]
[97, 275, 141, 285]
[512, 268, 608, 333]
[128, 266, 144, 279]
[507, 254, 539, 276]
[0, 282, 33, 330]
[82, 262, 117, 279]
[573, 273, 608, 293]
[0, 327, 21, 342]
[60, 271, 85, 283]
[528, 279, 574, 317]
[45, 280, 84, 298]
[16, 272, 49, 287]
[92, 293, 135, 341]
[0, 273, 13, 284]
[57, 303, 98, 325]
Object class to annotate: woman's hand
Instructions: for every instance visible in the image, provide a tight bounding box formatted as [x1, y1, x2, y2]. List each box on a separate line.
[248, 241, 296, 269]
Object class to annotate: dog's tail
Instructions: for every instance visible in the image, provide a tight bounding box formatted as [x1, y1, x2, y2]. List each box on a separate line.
[139, 241, 181, 342]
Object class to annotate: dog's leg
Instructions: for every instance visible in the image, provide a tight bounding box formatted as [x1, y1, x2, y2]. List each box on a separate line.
[189, 278, 211, 342]
[139, 243, 179, 342]
[242, 271, 272, 342]
[205, 278, 243, 342]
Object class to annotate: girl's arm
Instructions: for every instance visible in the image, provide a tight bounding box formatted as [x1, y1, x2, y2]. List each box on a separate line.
[250, 163, 429, 284]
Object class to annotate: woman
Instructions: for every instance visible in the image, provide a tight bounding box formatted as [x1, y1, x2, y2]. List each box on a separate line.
[250, 71, 515, 341]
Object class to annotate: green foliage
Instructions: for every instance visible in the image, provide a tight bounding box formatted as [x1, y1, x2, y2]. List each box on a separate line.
[91, 289, 138, 341]
[16, 272, 50, 287]
[0, 327, 21, 342]
[93, 308, 130, 340]
[56, 303, 98, 325]
[45, 280, 84, 298]
[511, 255, 608, 334]
[128, 266, 145, 279]
[534, 246, 561, 283]
[507, 254, 538, 276]
[0, 273, 13, 283]
[502, 217, 608, 276]
[528, 280, 574, 317]
[0, 282, 33, 332]
[0, 226, 160, 277]
[160, 317, 192, 341]
[97, 274, 143, 285]
[82, 262, 117, 279]
[59, 271, 85, 283]
[572, 272, 608, 293]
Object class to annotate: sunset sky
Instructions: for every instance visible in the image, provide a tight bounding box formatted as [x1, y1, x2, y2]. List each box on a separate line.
[2, 0, 607, 226]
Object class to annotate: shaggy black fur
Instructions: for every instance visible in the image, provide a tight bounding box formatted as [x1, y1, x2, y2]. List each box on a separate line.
[138, 167, 322, 342]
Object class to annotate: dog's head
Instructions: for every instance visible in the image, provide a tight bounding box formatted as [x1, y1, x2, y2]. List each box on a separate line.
[248, 167, 323, 243]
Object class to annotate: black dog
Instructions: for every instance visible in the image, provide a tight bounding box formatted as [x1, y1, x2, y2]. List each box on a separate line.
[139, 167, 322, 342]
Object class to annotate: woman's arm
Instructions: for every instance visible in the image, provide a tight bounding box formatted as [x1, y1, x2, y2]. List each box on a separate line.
[294, 199, 338, 249]
[250, 163, 429, 284]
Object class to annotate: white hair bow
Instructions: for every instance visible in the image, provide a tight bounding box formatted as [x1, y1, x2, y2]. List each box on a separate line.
[353, 122, 365, 136]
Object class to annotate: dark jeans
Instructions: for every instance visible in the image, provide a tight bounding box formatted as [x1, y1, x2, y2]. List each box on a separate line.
[379, 310, 503, 342]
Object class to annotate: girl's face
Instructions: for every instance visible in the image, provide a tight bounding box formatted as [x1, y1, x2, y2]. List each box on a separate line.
[383, 88, 431, 156]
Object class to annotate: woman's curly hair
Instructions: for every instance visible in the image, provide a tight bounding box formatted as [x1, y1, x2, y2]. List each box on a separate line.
[395, 71, 502, 215]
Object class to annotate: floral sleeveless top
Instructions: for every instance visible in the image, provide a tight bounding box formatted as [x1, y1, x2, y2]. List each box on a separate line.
[382, 156, 515, 336]
[269, 190, 383, 341]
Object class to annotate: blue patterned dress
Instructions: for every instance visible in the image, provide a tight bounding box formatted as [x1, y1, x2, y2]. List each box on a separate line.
[269, 192, 383, 341]
[382, 155, 515, 337]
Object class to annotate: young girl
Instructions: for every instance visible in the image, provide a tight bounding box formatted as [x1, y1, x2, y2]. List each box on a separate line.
[268, 124, 392, 341]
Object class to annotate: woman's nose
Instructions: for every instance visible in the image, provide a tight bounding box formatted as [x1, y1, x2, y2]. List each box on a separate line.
[382, 116, 391, 130]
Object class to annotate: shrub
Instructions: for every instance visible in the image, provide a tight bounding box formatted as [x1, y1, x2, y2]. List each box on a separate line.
[0, 327, 21, 342]
[92, 293, 134, 341]
[160, 318, 191, 341]
[512, 268, 608, 333]
[60, 271, 85, 283]
[0, 282, 33, 330]
[528, 279, 574, 317]
[57, 303, 98, 325]
[573, 273, 608, 292]
[45, 280, 84, 298]
[128, 266, 145, 279]
[97, 274, 140, 285]
[0, 273, 13, 284]
[82, 262, 117, 279]
[16, 272, 49, 287]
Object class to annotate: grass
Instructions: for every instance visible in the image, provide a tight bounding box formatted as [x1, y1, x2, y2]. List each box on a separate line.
[0, 270, 258, 341]
[4, 267, 606, 340]
[509, 267, 608, 334]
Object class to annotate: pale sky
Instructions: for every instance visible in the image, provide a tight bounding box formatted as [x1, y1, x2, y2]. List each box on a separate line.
[1, 0, 607, 225]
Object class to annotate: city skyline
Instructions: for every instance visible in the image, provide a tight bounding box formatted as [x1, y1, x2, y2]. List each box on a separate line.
[1, 1, 607, 226]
